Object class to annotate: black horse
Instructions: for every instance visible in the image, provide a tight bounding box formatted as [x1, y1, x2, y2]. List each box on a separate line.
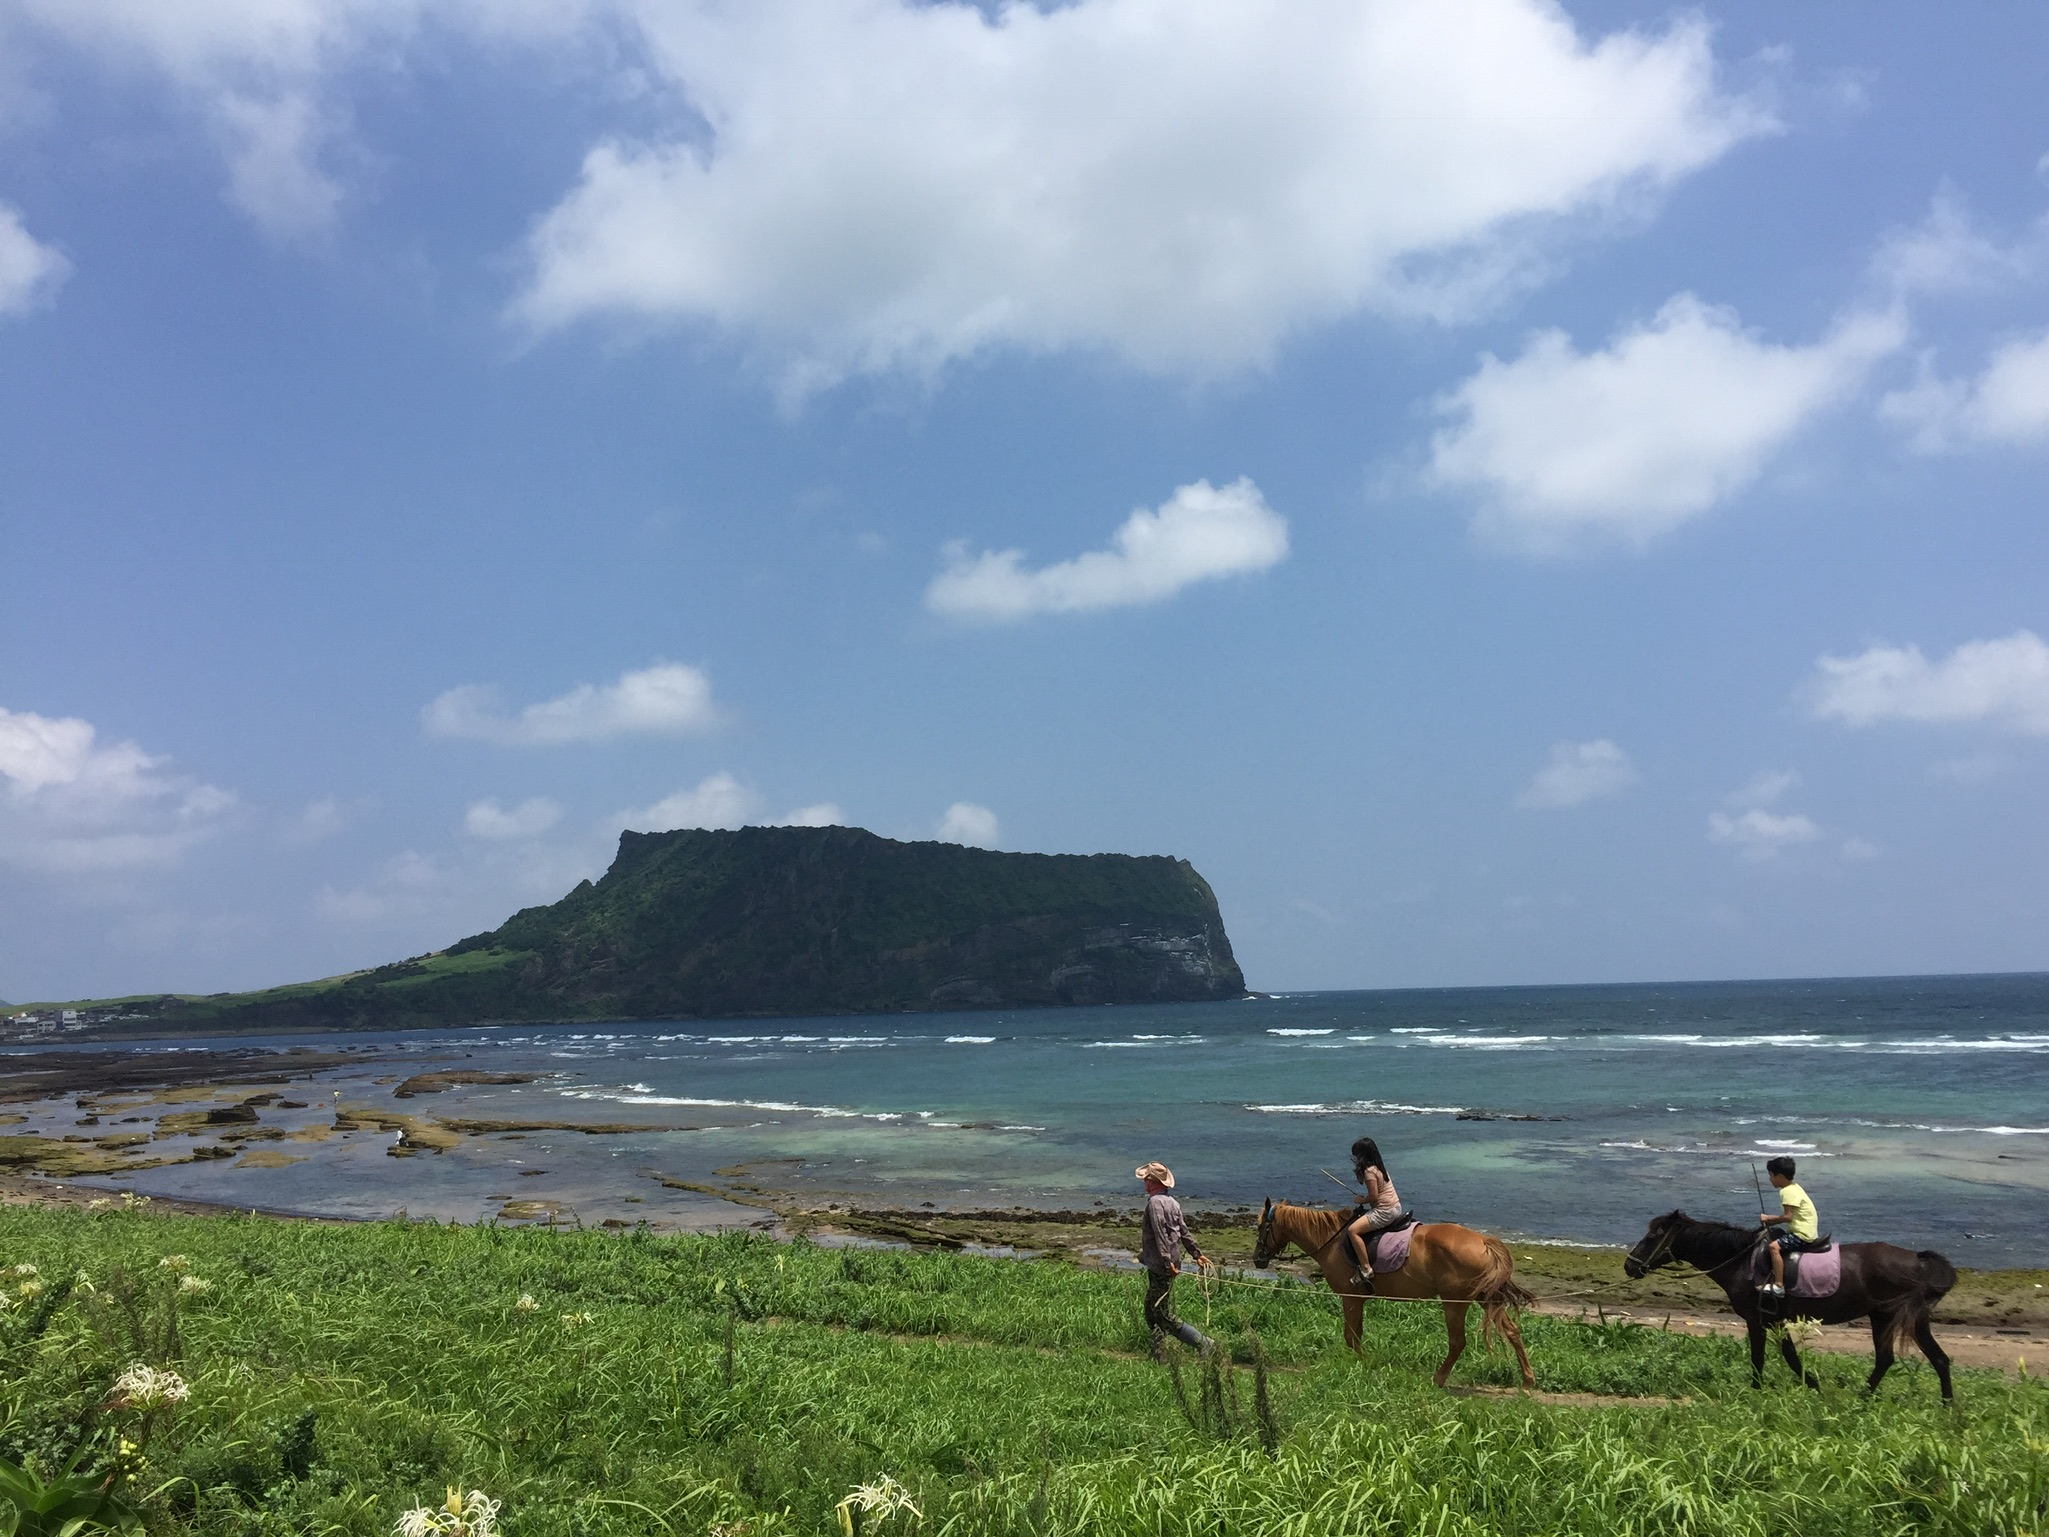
[1624, 1210, 1958, 1399]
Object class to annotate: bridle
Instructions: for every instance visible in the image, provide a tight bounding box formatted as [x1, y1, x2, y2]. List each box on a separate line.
[1631, 1219, 1761, 1280]
[1259, 1199, 1356, 1268]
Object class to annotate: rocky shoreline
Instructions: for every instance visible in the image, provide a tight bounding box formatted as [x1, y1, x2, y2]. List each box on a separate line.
[7, 1042, 2045, 1372]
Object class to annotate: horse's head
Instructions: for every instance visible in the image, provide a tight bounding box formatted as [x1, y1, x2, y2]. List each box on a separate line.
[1623, 1210, 1686, 1278]
[1252, 1197, 1279, 1269]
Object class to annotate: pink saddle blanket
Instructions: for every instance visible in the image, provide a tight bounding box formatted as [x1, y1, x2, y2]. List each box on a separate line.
[1367, 1224, 1414, 1274]
[1751, 1241, 1841, 1299]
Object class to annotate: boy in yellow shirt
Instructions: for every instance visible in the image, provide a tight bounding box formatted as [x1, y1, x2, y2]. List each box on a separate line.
[1758, 1155, 1820, 1299]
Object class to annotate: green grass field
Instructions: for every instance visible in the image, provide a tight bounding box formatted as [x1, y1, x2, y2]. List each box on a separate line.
[0, 1204, 2042, 1535]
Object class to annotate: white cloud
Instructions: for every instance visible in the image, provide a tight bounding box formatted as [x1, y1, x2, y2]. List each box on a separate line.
[1929, 751, 2014, 785]
[773, 802, 844, 828]
[1809, 630, 2049, 735]
[613, 772, 757, 833]
[1723, 769, 1797, 808]
[936, 802, 999, 848]
[1869, 189, 2043, 300]
[1707, 769, 1825, 863]
[0, 203, 67, 316]
[606, 781, 843, 836]
[312, 835, 600, 932]
[927, 478, 1287, 622]
[1840, 837, 1880, 862]
[423, 661, 717, 746]
[1515, 739, 1637, 808]
[1881, 329, 2049, 452]
[282, 795, 367, 846]
[516, 0, 1761, 393]
[0, 705, 234, 874]
[464, 796, 564, 840]
[1707, 808, 1820, 862]
[215, 92, 343, 239]
[1430, 295, 1905, 551]
[7, 0, 595, 238]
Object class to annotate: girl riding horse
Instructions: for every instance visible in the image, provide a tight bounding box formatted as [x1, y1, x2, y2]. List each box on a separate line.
[1255, 1196, 1536, 1389]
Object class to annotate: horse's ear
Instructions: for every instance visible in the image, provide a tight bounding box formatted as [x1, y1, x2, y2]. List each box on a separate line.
[1260, 1196, 1272, 1220]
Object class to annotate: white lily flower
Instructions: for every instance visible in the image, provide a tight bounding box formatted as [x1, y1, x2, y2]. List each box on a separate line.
[111, 1363, 191, 1408]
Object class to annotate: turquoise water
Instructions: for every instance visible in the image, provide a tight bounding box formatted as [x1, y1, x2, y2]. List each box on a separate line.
[43, 973, 2049, 1264]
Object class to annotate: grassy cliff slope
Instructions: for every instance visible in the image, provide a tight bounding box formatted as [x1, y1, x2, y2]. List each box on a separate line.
[55, 826, 1245, 1035]
[0, 1205, 2035, 1536]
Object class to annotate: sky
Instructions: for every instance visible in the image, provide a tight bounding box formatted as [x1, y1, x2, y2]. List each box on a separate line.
[4, 1, 2049, 1003]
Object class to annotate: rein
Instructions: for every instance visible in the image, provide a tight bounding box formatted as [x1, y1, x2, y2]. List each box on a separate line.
[1639, 1222, 1761, 1281]
[1265, 1203, 1357, 1266]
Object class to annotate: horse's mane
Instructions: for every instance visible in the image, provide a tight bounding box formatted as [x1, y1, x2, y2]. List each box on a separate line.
[1662, 1210, 1759, 1262]
[1666, 1209, 1750, 1238]
[1274, 1201, 1349, 1237]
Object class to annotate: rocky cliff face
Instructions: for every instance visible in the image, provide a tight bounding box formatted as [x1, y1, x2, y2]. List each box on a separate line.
[454, 825, 1246, 1017]
[91, 826, 1246, 1034]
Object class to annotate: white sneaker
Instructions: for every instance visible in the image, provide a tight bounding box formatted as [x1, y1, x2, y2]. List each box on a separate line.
[1760, 1283, 1785, 1298]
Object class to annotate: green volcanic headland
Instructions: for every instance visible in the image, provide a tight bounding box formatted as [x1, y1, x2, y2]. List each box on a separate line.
[26, 826, 1246, 1037]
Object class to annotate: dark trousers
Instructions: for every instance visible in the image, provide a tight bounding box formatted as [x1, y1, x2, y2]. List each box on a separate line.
[1144, 1268, 1210, 1354]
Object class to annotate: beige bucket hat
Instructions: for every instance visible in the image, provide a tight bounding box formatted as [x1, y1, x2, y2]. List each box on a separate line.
[1134, 1161, 1175, 1188]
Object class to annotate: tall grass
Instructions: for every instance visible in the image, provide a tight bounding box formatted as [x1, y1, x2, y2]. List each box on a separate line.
[0, 1206, 2041, 1536]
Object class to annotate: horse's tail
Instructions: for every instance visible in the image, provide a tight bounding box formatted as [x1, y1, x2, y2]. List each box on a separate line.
[1888, 1249, 1957, 1351]
[1474, 1235, 1533, 1349]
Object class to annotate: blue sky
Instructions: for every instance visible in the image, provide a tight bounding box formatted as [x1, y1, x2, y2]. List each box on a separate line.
[4, 1, 2049, 1002]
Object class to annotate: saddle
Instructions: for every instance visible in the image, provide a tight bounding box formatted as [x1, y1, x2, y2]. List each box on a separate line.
[1363, 1211, 1417, 1271]
[1757, 1233, 1836, 1312]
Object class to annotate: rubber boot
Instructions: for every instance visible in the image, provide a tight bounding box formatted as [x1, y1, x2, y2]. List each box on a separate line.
[1349, 1235, 1375, 1295]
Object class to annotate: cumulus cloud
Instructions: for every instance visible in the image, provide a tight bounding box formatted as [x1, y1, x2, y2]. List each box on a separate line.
[1809, 630, 2049, 735]
[0, 203, 67, 316]
[1430, 296, 1905, 551]
[612, 772, 756, 833]
[517, 0, 1760, 393]
[463, 796, 564, 840]
[1515, 739, 1637, 808]
[936, 802, 999, 848]
[1707, 808, 1821, 862]
[927, 478, 1286, 622]
[7, 0, 594, 238]
[607, 777, 846, 835]
[1929, 751, 2014, 785]
[774, 803, 844, 828]
[0, 705, 234, 874]
[423, 662, 717, 746]
[312, 836, 600, 933]
[1869, 189, 2045, 300]
[1724, 769, 1797, 808]
[1881, 329, 2049, 452]
[1706, 769, 1829, 863]
[282, 795, 369, 846]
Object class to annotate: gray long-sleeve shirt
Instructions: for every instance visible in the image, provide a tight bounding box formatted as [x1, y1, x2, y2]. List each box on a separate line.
[1140, 1192, 1203, 1275]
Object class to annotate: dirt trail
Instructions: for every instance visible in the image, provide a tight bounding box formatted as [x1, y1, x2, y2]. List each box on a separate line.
[1528, 1298, 2040, 1374]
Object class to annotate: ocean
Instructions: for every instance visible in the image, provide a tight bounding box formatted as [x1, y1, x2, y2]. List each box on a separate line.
[34, 972, 2049, 1265]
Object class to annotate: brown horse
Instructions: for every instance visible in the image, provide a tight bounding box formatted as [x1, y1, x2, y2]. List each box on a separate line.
[1252, 1198, 1536, 1388]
